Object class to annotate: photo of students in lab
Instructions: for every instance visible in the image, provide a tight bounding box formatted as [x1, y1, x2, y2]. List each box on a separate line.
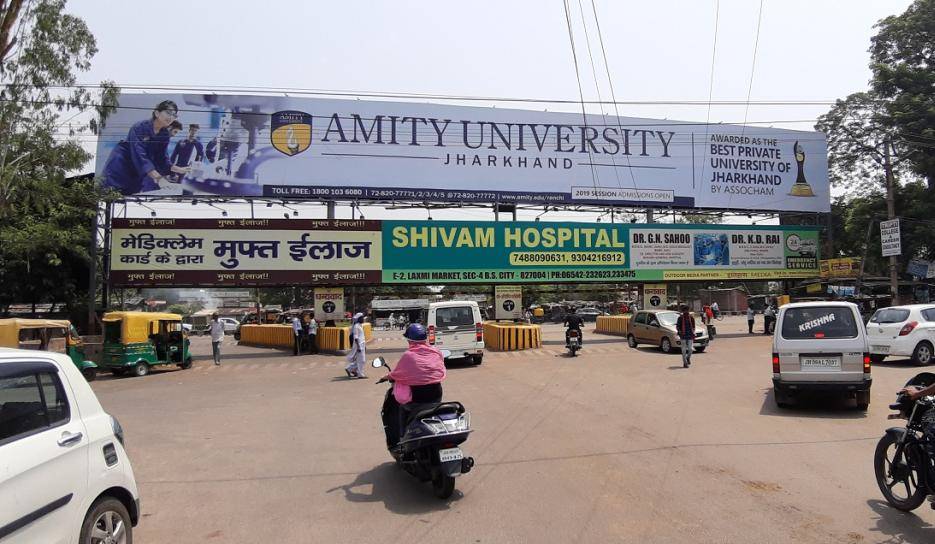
[170, 123, 204, 181]
[100, 100, 191, 195]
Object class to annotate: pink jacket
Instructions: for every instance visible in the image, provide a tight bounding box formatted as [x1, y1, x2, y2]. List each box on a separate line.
[387, 341, 447, 404]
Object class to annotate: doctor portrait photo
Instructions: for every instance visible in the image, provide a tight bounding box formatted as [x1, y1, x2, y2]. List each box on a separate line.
[100, 100, 192, 195]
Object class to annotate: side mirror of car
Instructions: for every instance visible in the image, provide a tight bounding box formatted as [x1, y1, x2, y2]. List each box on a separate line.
[371, 357, 386, 368]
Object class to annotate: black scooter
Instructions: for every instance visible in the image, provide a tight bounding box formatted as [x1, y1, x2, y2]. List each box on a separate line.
[372, 356, 474, 499]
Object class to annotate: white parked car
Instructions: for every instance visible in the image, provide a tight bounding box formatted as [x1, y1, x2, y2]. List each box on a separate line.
[0, 348, 140, 543]
[219, 317, 240, 334]
[867, 304, 935, 365]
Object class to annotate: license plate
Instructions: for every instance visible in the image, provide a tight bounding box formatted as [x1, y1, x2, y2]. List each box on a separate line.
[439, 447, 463, 463]
[872, 345, 890, 354]
[800, 357, 840, 370]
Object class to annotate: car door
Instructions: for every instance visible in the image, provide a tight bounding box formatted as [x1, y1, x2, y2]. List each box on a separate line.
[632, 312, 647, 341]
[646, 314, 663, 345]
[0, 359, 89, 544]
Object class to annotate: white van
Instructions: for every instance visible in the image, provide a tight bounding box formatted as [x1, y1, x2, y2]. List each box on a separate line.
[425, 301, 485, 365]
[772, 301, 871, 410]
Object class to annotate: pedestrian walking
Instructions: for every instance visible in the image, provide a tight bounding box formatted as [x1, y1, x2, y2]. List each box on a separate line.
[345, 313, 368, 378]
[764, 305, 775, 335]
[676, 306, 696, 368]
[292, 315, 303, 356]
[307, 312, 318, 354]
[209, 313, 224, 365]
[702, 304, 713, 325]
[747, 307, 755, 334]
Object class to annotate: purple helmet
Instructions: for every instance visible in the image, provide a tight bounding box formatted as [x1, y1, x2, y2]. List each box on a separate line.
[404, 323, 428, 341]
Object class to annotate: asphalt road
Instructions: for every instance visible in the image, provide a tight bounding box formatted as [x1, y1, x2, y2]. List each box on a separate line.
[90, 317, 935, 543]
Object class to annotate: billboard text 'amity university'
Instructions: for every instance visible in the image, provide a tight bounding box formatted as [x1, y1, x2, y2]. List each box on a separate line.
[110, 219, 819, 287]
[96, 94, 830, 213]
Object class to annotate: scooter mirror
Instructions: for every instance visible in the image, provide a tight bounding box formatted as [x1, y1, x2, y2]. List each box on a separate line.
[371, 357, 386, 368]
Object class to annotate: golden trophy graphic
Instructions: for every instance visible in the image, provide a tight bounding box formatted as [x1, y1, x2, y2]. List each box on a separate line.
[789, 140, 815, 197]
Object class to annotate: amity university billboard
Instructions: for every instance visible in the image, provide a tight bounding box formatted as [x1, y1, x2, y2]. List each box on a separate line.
[110, 219, 819, 287]
[95, 94, 829, 212]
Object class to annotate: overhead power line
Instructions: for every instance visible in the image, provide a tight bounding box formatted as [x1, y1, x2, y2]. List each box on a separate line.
[0, 82, 850, 107]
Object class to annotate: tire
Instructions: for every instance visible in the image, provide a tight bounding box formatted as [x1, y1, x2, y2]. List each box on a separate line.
[82, 367, 98, 382]
[180, 357, 193, 370]
[874, 433, 928, 511]
[660, 337, 672, 354]
[870, 354, 886, 364]
[79, 496, 133, 544]
[695, 346, 706, 353]
[432, 473, 456, 499]
[133, 362, 149, 377]
[472, 354, 483, 366]
[912, 341, 933, 366]
[856, 391, 870, 411]
[627, 334, 638, 348]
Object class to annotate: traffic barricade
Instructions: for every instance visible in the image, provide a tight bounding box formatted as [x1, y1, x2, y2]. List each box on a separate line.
[239, 323, 372, 352]
[238, 324, 294, 349]
[595, 315, 631, 337]
[483, 322, 541, 351]
[317, 323, 373, 352]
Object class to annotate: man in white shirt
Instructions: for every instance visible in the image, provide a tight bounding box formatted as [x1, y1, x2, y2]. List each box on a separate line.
[747, 307, 755, 334]
[292, 315, 303, 356]
[763, 305, 775, 335]
[711, 301, 720, 318]
[209, 313, 224, 365]
[306, 312, 318, 354]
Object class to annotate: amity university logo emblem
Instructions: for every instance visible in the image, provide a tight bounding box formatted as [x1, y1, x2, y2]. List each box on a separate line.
[271, 111, 312, 156]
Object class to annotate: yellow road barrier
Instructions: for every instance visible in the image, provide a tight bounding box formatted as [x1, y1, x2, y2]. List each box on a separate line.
[239, 324, 293, 349]
[483, 322, 541, 351]
[595, 315, 631, 336]
[240, 323, 372, 352]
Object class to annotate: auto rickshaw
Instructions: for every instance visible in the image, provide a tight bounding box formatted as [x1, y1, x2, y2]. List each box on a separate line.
[102, 311, 192, 377]
[0, 318, 100, 381]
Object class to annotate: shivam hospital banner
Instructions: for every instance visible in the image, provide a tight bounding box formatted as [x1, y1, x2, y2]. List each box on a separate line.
[95, 93, 830, 212]
[110, 219, 820, 286]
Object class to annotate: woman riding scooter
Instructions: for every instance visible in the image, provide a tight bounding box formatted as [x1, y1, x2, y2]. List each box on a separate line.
[380, 323, 447, 448]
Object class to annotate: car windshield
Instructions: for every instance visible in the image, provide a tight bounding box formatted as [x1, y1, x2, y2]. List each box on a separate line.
[657, 312, 679, 326]
[868, 308, 910, 324]
[781, 307, 859, 339]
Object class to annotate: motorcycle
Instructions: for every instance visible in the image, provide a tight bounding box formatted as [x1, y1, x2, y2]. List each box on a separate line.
[372, 355, 474, 499]
[874, 372, 935, 511]
[567, 329, 581, 357]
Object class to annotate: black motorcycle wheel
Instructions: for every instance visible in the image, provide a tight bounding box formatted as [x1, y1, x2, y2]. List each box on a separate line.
[432, 473, 455, 499]
[874, 433, 928, 511]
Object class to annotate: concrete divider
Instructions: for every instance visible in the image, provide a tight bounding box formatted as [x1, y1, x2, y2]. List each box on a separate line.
[240, 323, 373, 353]
[483, 322, 541, 351]
[595, 315, 631, 336]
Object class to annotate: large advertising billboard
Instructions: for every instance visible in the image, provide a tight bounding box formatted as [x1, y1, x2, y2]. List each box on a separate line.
[96, 94, 830, 212]
[110, 219, 819, 286]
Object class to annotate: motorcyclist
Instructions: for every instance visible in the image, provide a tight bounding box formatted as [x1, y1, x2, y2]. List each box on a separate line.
[900, 382, 935, 456]
[564, 307, 584, 347]
[380, 323, 447, 448]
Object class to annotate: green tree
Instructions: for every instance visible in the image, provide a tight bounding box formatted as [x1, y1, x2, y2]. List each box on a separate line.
[870, 0, 935, 189]
[0, 0, 117, 317]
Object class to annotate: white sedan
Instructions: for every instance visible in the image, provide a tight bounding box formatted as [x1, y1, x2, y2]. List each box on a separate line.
[866, 304, 935, 365]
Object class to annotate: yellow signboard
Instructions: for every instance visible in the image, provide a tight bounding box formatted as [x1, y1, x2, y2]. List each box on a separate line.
[819, 258, 860, 279]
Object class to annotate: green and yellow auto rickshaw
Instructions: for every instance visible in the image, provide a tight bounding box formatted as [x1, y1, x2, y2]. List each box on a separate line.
[102, 311, 192, 377]
[0, 318, 100, 381]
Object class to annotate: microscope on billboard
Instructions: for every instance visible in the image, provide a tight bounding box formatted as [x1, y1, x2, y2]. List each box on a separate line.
[180, 95, 297, 197]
